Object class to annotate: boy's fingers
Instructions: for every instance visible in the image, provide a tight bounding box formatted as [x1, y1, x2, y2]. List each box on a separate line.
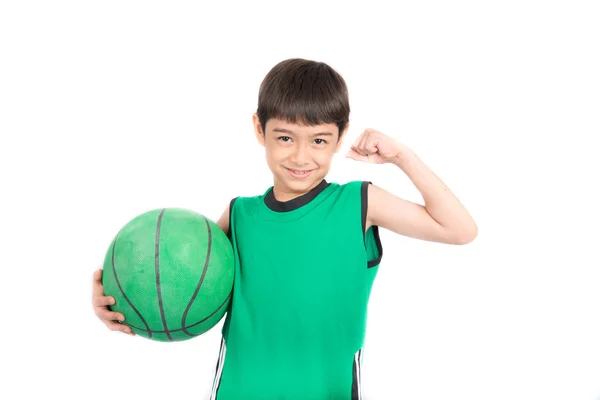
[93, 269, 102, 282]
[92, 268, 132, 336]
[359, 133, 375, 153]
[350, 145, 366, 156]
[93, 296, 115, 307]
[95, 304, 124, 320]
[92, 270, 105, 296]
[100, 311, 125, 322]
[346, 150, 369, 162]
[105, 321, 135, 335]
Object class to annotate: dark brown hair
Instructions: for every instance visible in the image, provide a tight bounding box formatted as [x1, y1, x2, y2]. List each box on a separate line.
[256, 58, 350, 140]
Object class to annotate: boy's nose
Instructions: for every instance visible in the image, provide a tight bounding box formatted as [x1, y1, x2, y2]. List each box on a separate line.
[290, 145, 309, 165]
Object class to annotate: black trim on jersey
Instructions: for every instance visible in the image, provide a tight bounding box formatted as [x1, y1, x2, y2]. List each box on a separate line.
[361, 181, 383, 268]
[211, 337, 226, 400]
[264, 179, 330, 212]
[226, 197, 238, 241]
[351, 348, 363, 399]
[352, 358, 359, 400]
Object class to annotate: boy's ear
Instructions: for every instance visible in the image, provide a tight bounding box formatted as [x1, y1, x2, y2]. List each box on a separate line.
[252, 113, 265, 147]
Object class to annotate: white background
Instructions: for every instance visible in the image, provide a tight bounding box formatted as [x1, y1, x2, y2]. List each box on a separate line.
[1, 1, 599, 399]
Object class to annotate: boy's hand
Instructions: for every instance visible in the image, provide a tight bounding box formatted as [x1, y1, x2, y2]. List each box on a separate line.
[92, 269, 134, 336]
[345, 128, 405, 165]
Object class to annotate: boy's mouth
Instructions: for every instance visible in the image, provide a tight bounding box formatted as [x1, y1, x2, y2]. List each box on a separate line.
[285, 167, 313, 179]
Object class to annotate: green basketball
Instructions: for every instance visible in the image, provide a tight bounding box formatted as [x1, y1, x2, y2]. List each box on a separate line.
[102, 208, 234, 342]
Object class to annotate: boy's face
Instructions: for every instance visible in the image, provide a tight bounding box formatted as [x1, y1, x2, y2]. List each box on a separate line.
[253, 114, 347, 197]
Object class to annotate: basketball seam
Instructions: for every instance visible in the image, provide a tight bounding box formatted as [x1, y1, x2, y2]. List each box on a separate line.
[110, 229, 153, 338]
[155, 209, 174, 341]
[181, 215, 213, 337]
[122, 290, 232, 333]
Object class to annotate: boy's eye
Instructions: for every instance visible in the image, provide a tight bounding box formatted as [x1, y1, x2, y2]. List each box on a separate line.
[278, 136, 291, 142]
[314, 139, 327, 145]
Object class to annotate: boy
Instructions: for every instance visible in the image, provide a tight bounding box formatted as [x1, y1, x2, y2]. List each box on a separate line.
[92, 58, 477, 399]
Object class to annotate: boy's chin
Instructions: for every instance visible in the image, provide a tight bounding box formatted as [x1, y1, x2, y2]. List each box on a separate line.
[276, 170, 324, 190]
[285, 176, 323, 191]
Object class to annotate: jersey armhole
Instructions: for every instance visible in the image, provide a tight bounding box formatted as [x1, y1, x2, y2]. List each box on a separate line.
[227, 197, 238, 242]
[361, 181, 383, 268]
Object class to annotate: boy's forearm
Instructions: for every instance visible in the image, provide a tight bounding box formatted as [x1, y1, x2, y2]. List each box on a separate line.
[393, 146, 478, 242]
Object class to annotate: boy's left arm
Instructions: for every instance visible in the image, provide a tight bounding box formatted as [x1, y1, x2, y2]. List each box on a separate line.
[346, 128, 478, 245]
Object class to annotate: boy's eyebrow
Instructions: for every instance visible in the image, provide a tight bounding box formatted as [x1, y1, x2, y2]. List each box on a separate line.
[272, 128, 334, 136]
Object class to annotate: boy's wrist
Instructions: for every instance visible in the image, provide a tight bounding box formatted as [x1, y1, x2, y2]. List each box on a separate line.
[392, 144, 417, 169]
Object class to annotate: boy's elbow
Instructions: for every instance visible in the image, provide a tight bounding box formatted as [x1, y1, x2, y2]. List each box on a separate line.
[455, 226, 478, 245]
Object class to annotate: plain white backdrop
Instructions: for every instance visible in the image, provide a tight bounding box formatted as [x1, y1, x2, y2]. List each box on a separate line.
[1, 1, 599, 399]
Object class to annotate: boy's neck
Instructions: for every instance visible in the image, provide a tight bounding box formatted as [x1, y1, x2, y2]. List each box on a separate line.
[271, 179, 326, 203]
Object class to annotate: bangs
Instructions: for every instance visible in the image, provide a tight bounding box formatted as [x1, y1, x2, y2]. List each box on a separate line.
[256, 59, 350, 136]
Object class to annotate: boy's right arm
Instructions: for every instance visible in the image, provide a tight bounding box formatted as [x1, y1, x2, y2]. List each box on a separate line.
[92, 203, 231, 336]
[216, 202, 231, 237]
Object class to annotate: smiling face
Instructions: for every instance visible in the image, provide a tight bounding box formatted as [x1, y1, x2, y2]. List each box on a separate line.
[253, 114, 348, 201]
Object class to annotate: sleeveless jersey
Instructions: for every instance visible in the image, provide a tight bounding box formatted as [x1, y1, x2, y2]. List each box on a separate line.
[210, 180, 383, 400]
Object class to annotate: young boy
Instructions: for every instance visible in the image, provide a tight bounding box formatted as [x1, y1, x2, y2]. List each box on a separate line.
[92, 58, 477, 399]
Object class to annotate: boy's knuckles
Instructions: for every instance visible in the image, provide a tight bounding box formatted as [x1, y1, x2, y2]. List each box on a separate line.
[107, 323, 120, 331]
[111, 313, 124, 321]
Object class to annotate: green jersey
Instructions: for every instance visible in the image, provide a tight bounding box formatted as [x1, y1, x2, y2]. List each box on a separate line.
[210, 179, 383, 400]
